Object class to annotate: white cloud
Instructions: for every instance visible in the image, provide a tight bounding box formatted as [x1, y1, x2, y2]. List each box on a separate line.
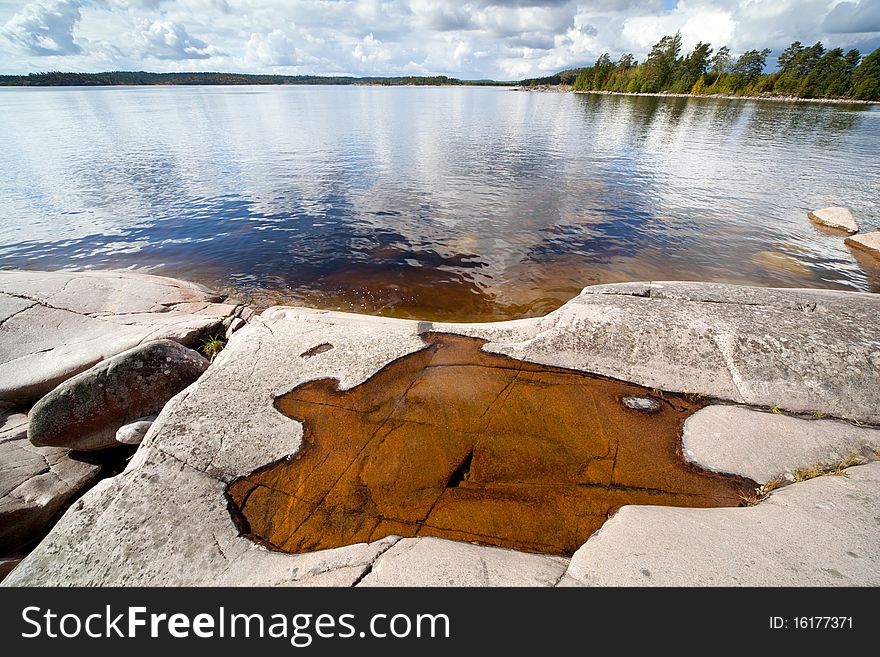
[353, 32, 391, 66]
[1, 0, 82, 55]
[130, 19, 218, 59]
[245, 28, 300, 67]
[1, 1, 879, 78]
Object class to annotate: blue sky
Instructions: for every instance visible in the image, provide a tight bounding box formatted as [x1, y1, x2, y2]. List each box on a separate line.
[1, 1, 879, 78]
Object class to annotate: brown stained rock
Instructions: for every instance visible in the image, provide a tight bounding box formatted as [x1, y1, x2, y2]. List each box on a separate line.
[227, 333, 753, 557]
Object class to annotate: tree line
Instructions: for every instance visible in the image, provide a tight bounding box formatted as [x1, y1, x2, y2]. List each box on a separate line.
[566, 34, 879, 101]
[0, 71, 511, 87]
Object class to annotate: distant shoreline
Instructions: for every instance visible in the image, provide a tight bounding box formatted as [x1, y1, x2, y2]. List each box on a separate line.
[549, 87, 877, 105]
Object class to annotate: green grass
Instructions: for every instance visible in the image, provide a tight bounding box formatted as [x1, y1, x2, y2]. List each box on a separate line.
[200, 334, 225, 361]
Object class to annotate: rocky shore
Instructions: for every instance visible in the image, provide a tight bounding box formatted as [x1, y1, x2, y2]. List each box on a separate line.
[1, 270, 879, 586]
[515, 85, 879, 104]
[581, 89, 880, 104]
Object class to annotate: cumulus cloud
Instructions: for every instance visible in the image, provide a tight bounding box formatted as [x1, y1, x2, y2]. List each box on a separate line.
[1, 1, 879, 78]
[129, 19, 217, 60]
[1, 0, 83, 55]
[353, 32, 392, 66]
[245, 28, 300, 67]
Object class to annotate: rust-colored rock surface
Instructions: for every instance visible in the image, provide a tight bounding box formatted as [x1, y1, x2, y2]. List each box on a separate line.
[227, 334, 753, 556]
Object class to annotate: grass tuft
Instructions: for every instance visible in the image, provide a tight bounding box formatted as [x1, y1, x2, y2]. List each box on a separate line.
[739, 478, 784, 507]
[200, 334, 225, 361]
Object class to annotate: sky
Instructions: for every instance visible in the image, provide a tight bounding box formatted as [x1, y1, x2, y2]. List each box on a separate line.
[1, 1, 879, 79]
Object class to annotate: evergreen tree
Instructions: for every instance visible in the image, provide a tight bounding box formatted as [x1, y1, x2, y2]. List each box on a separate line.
[778, 41, 804, 72]
[851, 48, 880, 100]
[643, 32, 683, 91]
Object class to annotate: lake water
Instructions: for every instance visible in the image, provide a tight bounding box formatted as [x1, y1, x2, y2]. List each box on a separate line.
[1, 86, 878, 321]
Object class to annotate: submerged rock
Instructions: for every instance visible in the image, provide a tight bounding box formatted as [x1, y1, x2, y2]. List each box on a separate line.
[228, 333, 747, 557]
[807, 206, 859, 233]
[845, 231, 880, 260]
[621, 395, 662, 413]
[751, 250, 812, 276]
[0, 270, 238, 405]
[28, 340, 208, 451]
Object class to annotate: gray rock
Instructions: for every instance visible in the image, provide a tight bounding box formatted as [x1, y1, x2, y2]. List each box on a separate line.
[2, 316, 428, 585]
[225, 317, 245, 340]
[0, 270, 238, 404]
[0, 412, 28, 444]
[454, 282, 880, 424]
[28, 340, 208, 451]
[115, 417, 157, 446]
[0, 430, 100, 552]
[0, 557, 21, 582]
[621, 395, 661, 413]
[562, 462, 880, 586]
[808, 206, 859, 233]
[683, 405, 880, 484]
[356, 537, 569, 587]
[4, 282, 879, 586]
[845, 231, 880, 259]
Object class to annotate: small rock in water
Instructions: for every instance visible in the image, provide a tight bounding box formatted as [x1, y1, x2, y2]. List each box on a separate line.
[621, 396, 662, 413]
[808, 207, 859, 234]
[115, 416, 157, 445]
[845, 231, 880, 260]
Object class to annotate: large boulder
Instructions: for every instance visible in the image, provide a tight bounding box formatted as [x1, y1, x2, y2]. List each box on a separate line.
[807, 206, 859, 233]
[28, 340, 209, 451]
[1, 412, 100, 552]
[0, 270, 239, 405]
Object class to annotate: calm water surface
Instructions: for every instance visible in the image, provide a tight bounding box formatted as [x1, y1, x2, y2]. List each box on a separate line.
[1, 86, 878, 320]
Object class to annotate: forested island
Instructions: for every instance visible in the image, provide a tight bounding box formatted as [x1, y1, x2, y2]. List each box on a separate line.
[2, 35, 878, 101]
[524, 35, 880, 101]
[0, 71, 504, 87]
